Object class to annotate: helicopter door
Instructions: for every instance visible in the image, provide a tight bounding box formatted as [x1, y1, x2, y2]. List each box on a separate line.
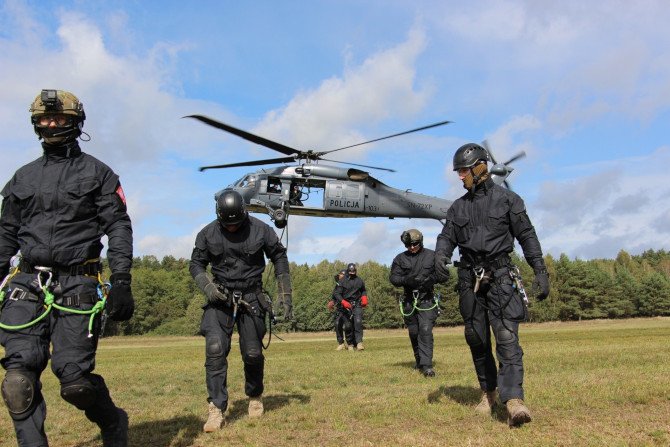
[324, 181, 364, 213]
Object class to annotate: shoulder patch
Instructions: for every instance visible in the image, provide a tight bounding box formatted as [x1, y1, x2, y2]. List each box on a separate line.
[115, 184, 127, 206]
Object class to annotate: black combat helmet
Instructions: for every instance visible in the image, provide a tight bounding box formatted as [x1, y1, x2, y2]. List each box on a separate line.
[347, 263, 357, 276]
[216, 189, 247, 226]
[453, 143, 489, 171]
[401, 229, 423, 247]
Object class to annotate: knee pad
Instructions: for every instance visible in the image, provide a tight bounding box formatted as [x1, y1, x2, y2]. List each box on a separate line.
[205, 336, 226, 370]
[493, 327, 516, 345]
[2, 370, 38, 420]
[243, 347, 264, 366]
[464, 325, 483, 348]
[206, 336, 224, 358]
[60, 376, 97, 410]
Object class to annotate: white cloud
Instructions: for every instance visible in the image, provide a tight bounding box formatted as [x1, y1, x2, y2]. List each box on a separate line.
[533, 146, 670, 258]
[253, 27, 431, 160]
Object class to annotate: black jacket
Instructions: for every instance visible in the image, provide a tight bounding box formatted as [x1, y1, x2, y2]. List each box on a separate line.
[334, 275, 367, 304]
[435, 178, 544, 270]
[0, 142, 133, 273]
[189, 215, 289, 290]
[389, 247, 437, 298]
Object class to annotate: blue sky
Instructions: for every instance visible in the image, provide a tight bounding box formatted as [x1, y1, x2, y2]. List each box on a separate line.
[1, 0, 669, 266]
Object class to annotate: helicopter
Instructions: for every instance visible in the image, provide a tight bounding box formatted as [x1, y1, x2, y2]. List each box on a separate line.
[187, 115, 524, 229]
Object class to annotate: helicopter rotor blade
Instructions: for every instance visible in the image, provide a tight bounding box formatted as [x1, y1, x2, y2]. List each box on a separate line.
[199, 156, 296, 172]
[320, 119, 452, 155]
[481, 139, 498, 164]
[504, 151, 526, 165]
[319, 158, 396, 172]
[185, 114, 299, 156]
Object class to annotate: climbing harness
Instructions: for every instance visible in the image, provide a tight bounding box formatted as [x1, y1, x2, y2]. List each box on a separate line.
[399, 290, 440, 317]
[0, 262, 109, 337]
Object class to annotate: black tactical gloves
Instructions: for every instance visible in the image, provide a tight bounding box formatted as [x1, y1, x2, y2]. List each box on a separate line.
[532, 268, 550, 301]
[435, 254, 451, 283]
[277, 273, 293, 321]
[404, 275, 421, 289]
[194, 272, 230, 305]
[108, 272, 135, 321]
[405, 274, 433, 289]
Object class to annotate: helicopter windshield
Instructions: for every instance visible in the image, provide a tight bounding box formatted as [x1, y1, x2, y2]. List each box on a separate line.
[235, 175, 257, 188]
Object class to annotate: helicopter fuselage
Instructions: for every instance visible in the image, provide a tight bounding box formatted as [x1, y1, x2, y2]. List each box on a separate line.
[217, 164, 452, 227]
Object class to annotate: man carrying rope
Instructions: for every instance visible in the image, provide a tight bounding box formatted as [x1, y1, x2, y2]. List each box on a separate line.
[190, 189, 293, 432]
[0, 89, 134, 446]
[390, 229, 439, 377]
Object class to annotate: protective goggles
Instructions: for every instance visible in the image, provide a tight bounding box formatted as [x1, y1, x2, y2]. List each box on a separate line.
[35, 114, 74, 127]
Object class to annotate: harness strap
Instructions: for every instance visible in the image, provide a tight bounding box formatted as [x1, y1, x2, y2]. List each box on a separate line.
[55, 292, 97, 307]
[19, 260, 102, 276]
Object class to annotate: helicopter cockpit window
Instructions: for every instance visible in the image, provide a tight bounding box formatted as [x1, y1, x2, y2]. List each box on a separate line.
[240, 175, 256, 188]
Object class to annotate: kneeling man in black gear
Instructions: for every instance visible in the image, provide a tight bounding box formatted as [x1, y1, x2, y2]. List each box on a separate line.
[0, 89, 134, 446]
[390, 229, 438, 377]
[190, 189, 293, 432]
[435, 143, 550, 427]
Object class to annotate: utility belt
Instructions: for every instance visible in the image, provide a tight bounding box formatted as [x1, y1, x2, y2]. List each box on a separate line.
[5, 287, 97, 307]
[454, 253, 511, 272]
[19, 259, 102, 277]
[455, 254, 511, 293]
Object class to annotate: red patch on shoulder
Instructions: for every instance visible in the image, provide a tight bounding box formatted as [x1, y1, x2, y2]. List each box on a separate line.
[115, 184, 126, 205]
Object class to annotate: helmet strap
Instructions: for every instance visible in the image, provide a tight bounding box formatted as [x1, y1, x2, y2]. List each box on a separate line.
[462, 162, 489, 192]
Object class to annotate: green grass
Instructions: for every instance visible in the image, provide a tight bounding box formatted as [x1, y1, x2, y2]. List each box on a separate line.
[1, 318, 669, 446]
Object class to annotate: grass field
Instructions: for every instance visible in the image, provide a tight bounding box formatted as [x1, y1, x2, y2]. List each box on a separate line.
[1, 318, 669, 446]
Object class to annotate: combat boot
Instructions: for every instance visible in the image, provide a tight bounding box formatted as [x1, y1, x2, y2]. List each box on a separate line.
[101, 408, 129, 447]
[474, 391, 497, 415]
[336, 343, 347, 351]
[356, 342, 365, 351]
[248, 396, 264, 418]
[421, 367, 435, 377]
[347, 344, 356, 351]
[203, 402, 225, 432]
[506, 398, 532, 427]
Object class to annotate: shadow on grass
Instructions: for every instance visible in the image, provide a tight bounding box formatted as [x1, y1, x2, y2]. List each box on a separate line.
[427, 384, 481, 405]
[428, 385, 510, 425]
[73, 414, 202, 447]
[390, 360, 442, 370]
[391, 360, 419, 370]
[226, 392, 311, 423]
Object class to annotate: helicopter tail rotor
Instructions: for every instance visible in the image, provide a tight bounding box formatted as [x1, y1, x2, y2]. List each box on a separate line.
[482, 140, 526, 189]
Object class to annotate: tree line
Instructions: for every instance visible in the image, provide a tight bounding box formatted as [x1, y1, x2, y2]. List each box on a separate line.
[103, 249, 670, 336]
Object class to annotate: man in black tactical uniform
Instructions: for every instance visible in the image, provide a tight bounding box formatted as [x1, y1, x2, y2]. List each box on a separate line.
[190, 189, 293, 432]
[333, 263, 368, 351]
[328, 269, 353, 350]
[434, 143, 550, 427]
[390, 229, 438, 377]
[0, 89, 134, 446]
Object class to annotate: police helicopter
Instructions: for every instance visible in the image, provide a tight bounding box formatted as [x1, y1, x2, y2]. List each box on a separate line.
[186, 115, 524, 228]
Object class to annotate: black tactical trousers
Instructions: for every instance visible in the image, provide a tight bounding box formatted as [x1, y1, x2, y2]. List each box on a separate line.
[457, 266, 527, 403]
[341, 305, 364, 345]
[333, 311, 346, 344]
[403, 299, 438, 368]
[0, 272, 120, 447]
[200, 291, 267, 412]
